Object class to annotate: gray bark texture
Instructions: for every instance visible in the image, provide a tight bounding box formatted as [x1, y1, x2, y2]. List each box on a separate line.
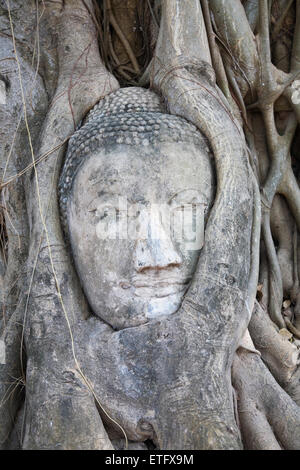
[0, 0, 299, 450]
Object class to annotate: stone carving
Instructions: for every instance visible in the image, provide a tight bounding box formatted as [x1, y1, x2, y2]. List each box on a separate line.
[59, 87, 215, 330]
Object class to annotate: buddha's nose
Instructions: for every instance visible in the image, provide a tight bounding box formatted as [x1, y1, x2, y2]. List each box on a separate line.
[133, 210, 182, 272]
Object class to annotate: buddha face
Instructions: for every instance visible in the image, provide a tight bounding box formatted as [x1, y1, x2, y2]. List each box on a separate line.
[67, 141, 214, 329]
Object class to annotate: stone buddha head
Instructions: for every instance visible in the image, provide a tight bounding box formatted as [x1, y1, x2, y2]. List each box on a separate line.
[59, 87, 215, 330]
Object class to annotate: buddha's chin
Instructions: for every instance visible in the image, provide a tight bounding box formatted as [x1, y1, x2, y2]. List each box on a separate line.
[144, 291, 184, 320]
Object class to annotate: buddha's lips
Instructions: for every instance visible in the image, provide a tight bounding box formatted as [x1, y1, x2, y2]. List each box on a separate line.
[131, 278, 189, 288]
[119, 277, 191, 298]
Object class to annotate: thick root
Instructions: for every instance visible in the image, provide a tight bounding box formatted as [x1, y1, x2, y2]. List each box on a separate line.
[233, 347, 300, 449]
[249, 302, 300, 395]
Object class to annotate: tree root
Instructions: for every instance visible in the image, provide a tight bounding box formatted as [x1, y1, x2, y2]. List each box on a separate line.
[249, 302, 299, 393]
[12, 0, 118, 449]
[151, 0, 254, 449]
[233, 347, 300, 450]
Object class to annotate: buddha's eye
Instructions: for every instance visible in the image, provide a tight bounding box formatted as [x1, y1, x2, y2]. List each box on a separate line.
[170, 202, 204, 249]
[130, 210, 140, 220]
[127, 207, 141, 220]
[171, 202, 201, 216]
[99, 209, 109, 220]
[173, 204, 189, 213]
[89, 206, 121, 223]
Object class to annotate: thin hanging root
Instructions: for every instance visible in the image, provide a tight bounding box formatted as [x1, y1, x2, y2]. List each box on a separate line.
[146, 0, 158, 29]
[293, 223, 299, 293]
[0, 138, 71, 190]
[97, 0, 154, 84]
[272, 0, 294, 41]
[262, 208, 285, 329]
[279, 162, 300, 232]
[108, 34, 133, 82]
[201, 0, 232, 102]
[258, 242, 269, 309]
[270, 195, 294, 296]
[225, 62, 249, 126]
[245, 171, 261, 320]
[106, 0, 140, 75]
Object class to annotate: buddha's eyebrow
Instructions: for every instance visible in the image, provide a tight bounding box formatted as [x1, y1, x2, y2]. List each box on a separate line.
[128, 195, 147, 204]
[96, 190, 116, 198]
[87, 180, 122, 195]
[167, 189, 208, 204]
[89, 176, 121, 188]
[87, 191, 122, 209]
